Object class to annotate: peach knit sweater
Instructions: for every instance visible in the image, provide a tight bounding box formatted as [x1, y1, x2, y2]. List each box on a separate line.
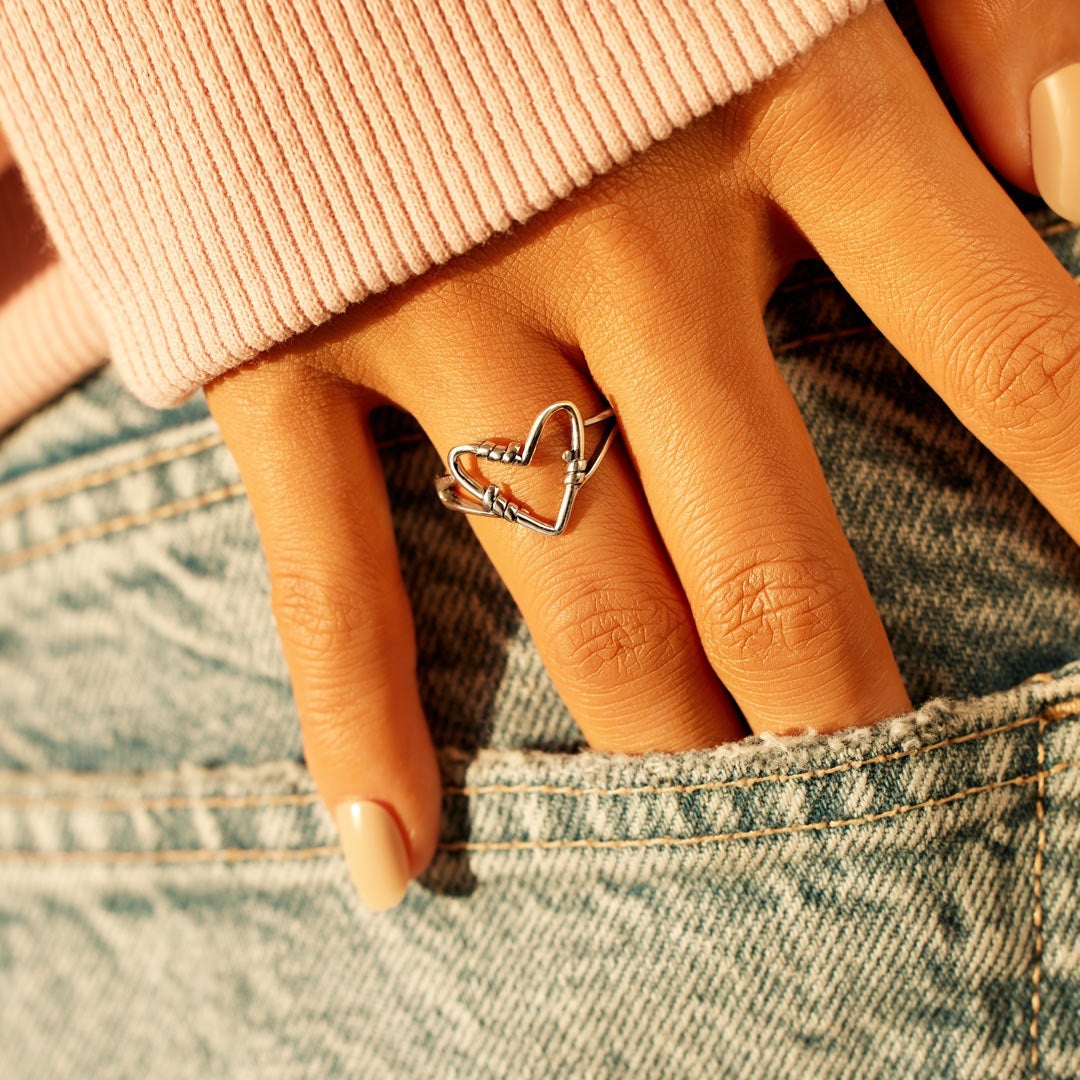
[0, 0, 877, 432]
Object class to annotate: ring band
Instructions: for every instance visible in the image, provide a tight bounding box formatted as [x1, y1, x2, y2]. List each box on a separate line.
[434, 400, 619, 536]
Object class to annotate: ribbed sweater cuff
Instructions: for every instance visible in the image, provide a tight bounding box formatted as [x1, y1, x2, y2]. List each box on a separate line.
[0, 0, 877, 409]
[0, 262, 107, 432]
[0, 166, 106, 432]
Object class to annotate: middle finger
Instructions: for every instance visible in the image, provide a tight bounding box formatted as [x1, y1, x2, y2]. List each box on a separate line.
[376, 315, 746, 753]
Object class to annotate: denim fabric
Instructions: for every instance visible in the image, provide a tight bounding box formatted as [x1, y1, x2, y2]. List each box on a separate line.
[4, 11, 1080, 1080]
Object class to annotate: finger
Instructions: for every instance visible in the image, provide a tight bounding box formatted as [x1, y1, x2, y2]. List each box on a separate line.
[376, 320, 745, 754]
[206, 361, 441, 912]
[579, 250, 912, 737]
[756, 1, 1080, 546]
[915, 0, 1080, 212]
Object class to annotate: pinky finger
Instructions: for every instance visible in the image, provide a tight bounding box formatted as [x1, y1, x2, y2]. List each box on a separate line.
[205, 360, 442, 912]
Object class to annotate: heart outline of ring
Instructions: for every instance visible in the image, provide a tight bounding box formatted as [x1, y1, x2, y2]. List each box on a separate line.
[435, 401, 617, 536]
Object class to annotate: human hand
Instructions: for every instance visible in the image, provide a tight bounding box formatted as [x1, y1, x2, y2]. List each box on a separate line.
[916, 0, 1080, 222]
[205, 0, 1080, 909]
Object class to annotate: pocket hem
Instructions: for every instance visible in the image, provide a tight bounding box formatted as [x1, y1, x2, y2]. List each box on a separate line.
[0, 659, 1077, 861]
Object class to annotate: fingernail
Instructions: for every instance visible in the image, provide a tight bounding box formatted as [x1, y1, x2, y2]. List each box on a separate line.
[334, 800, 410, 911]
[1031, 61, 1080, 223]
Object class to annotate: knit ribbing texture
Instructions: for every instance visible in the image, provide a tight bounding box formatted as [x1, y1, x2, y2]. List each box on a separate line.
[0, 0, 876, 414]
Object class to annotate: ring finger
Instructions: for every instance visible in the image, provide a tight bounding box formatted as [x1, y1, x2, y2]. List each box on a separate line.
[378, 319, 745, 754]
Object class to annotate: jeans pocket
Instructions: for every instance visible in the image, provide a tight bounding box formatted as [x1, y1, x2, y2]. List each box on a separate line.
[434, 665, 1080, 1077]
[4, 192, 1080, 1073]
[2, 662, 1078, 1079]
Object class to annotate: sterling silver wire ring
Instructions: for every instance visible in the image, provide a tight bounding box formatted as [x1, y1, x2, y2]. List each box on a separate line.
[434, 400, 619, 536]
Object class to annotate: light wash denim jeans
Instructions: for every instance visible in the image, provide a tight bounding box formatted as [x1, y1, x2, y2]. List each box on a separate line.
[3, 10, 1080, 1079]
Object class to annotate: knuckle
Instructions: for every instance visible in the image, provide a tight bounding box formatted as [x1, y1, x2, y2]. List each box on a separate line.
[574, 195, 677, 303]
[269, 564, 385, 661]
[952, 299, 1080, 440]
[741, 11, 912, 195]
[299, 709, 366, 766]
[389, 273, 484, 348]
[699, 541, 849, 668]
[544, 575, 690, 694]
[270, 562, 411, 726]
[569, 194, 734, 367]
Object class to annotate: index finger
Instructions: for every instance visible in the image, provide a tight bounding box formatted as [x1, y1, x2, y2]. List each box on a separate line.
[206, 360, 442, 911]
[753, 1, 1080, 545]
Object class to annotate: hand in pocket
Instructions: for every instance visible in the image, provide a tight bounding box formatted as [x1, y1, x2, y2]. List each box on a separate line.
[205, 1, 1080, 908]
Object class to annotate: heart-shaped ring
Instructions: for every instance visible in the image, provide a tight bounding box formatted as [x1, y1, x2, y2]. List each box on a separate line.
[434, 401, 619, 536]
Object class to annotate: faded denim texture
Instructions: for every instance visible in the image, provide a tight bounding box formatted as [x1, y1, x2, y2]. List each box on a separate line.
[3, 10, 1080, 1080]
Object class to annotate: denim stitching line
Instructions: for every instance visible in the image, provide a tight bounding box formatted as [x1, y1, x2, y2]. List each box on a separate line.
[0, 484, 247, 573]
[447, 700, 1080, 797]
[0, 234, 1071, 525]
[1031, 710, 1047, 1079]
[774, 271, 1080, 353]
[0, 761, 1073, 864]
[773, 325, 873, 354]
[0, 433, 225, 521]
[0, 844, 341, 866]
[1039, 220, 1078, 237]
[0, 430, 430, 525]
[438, 761, 1078, 853]
[0, 699, 1075, 811]
[0, 790, 324, 812]
[24, 247, 1080, 534]
[774, 273, 846, 296]
[14, 256, 1077, 538]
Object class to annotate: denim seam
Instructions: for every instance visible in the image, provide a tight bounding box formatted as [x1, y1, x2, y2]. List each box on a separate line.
[0, 760, 1074, 864]
[0, 845, 340, 866]
[0, 788, 324, 812]
[0, 484, 247, 573]
[16, 276, 1072, 528]
[26, 269, 1075, 524]
[773, 275, 1080, 357]
[771, 220, 1074, 300]
[1031, 709, 1048, 1079]
[4, 697, 1079, 809]
[440, 762, 1078, 852]
[447, 701, 1080, 798]
[0, 699, 1075, 811]
[774, 324, 874, 355]
[0, 432, 224, 521]
[0, 430, 430, 524]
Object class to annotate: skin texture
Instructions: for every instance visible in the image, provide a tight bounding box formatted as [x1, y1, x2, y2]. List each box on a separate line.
[206, 0, 1080, 892]
[915, 0, 1080, 193]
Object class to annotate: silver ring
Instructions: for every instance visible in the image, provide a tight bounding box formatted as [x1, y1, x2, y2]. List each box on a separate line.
[434, 400, 619, 536]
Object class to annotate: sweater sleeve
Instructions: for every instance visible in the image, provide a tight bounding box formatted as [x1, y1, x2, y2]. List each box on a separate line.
[0, 0, 879, 416]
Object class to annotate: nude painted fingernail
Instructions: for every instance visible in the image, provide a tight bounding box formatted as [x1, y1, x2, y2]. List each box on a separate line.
[1031, 62, 1080, 223]
[335, 800, 410, 911]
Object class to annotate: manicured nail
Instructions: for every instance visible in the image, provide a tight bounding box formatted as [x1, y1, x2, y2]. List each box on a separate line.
[334, 800, 410, 911]
[1031, 61, 1080, 223]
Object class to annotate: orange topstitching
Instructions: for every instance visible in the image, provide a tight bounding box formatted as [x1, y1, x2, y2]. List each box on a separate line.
[0, 429, 428, 523]
[0, 760, 1074, 864]
[0, 698, 1075, 812]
